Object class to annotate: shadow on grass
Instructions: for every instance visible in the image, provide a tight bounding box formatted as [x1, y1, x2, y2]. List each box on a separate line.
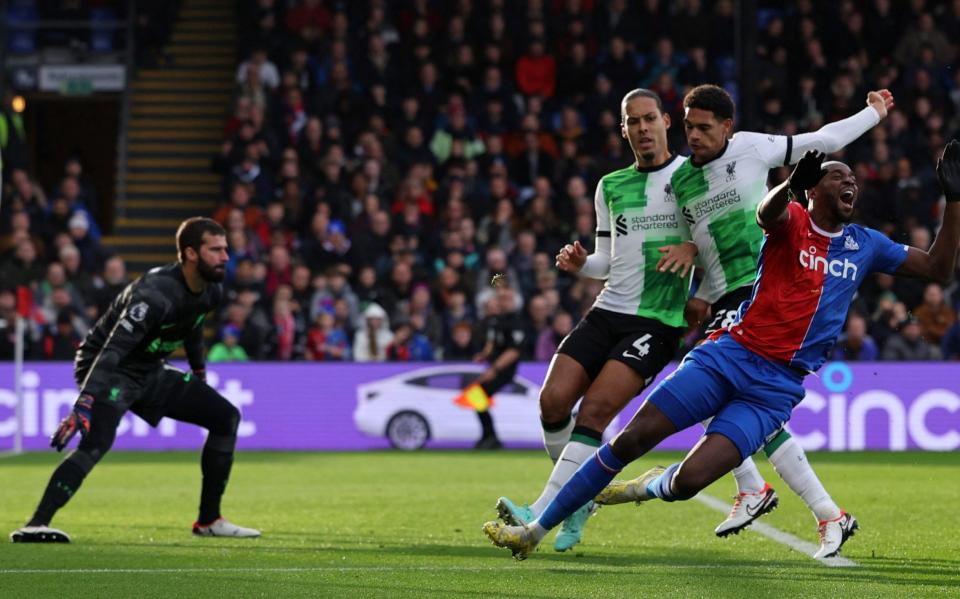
[7, 538, 959, 591]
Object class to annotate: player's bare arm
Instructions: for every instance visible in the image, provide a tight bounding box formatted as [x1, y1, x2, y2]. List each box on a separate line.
[895, 140, 960, 285]
[757, 150, 827, 229]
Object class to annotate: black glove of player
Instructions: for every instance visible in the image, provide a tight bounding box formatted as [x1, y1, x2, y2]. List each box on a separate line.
[936, 139, 960, 202]
[51, 393, 94, 452]
[788, 150, 828, 192]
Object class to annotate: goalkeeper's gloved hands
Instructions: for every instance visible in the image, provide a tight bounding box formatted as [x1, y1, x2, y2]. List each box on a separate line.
[51, 393, 94, 452]
[936, 139, 960, 202]
[788, 150, 828, 193]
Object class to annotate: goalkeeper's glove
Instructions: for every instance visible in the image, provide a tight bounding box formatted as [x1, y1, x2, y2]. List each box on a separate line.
[937, 139, 960, 202]
[192, 367, 206, 383]
[788, 150, 828, 194]
[51, 393, 94, 452]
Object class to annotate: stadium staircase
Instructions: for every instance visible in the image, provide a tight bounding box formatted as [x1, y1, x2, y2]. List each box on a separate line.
[104, 0, 236, 277]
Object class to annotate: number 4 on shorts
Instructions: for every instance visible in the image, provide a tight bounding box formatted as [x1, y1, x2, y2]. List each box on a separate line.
[622, 334, 652, 361]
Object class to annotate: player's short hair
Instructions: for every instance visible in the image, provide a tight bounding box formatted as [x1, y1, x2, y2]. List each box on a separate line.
[683, 84, 735, 122]
[820, 160, 849, 171]
[621, 88, 664, 118]
[176, 217, 226, 263]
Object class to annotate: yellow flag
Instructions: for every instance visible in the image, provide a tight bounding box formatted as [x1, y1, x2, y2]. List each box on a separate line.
[454, 383, 493, 412]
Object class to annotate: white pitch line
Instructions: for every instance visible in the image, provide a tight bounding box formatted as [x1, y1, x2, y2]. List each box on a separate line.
[0, 564, 735, 575]
[693, 492, 858, 568]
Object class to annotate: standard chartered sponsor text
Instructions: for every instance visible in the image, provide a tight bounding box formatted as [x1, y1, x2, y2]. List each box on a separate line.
[629, 213, 679, 231]
[693, 189, 742, 219]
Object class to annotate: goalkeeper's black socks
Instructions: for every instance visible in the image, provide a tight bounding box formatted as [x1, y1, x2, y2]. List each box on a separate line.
[198, 446, 233, 525]
[29, 460, 87, 526]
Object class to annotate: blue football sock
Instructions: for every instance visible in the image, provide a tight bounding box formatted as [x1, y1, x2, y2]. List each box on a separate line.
[645, 462, 681, 502]
[537, 443, 625, 530]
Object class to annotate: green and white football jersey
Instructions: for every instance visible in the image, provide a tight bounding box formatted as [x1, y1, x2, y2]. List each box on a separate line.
[671, 132, 793, 305]
[592, 155, 692, 327]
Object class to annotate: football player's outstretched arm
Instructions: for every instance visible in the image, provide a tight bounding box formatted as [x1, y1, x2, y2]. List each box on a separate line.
[558, 182, 612, 278]
[757, 150, 827, 229]
[789, 90, 893, 160]
[896, 140, 960, 285]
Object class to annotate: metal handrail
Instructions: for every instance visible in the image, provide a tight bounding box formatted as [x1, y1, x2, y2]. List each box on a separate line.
[114, 4, 136, 224]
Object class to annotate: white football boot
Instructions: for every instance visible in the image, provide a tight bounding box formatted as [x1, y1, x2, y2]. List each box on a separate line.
[714, 483, 779, 537]
[192, 518, 261, 538]
[813, 512, 858, 559]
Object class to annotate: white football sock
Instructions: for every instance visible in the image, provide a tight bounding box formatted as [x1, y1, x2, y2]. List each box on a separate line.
[541, 416, 575, 462]
[731, 456, 766, 494]
[768, 436, 841, 522]
[528, 521, 549, 543]
[530, 441, 595, 516]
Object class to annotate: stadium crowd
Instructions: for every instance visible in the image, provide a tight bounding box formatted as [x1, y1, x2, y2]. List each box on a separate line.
[4, 0, 960, 364]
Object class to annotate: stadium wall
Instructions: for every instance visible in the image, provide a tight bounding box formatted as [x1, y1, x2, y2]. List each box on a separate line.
[0, 362, 957, 452]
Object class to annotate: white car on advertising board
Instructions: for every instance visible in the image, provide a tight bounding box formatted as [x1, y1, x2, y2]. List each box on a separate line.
[354, 365, 619, 450]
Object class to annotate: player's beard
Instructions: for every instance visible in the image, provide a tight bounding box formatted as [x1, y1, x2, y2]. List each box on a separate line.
[198, 259, 226, 283]
[640, 150, 655, 162]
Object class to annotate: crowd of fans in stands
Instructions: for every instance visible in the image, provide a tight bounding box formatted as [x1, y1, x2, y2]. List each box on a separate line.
[5, 0, 960, 364]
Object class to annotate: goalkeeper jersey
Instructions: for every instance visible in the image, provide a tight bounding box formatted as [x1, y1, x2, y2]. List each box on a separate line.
[592, 155, 692, 328]
[671, 132, 800, 305]
[76, 263, 222, 400]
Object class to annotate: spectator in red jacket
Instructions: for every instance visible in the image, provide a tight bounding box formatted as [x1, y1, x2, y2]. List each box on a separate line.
[515, 38, 556, 98]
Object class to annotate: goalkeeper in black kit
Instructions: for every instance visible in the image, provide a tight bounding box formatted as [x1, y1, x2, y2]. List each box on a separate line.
[10, 217, 260, 543]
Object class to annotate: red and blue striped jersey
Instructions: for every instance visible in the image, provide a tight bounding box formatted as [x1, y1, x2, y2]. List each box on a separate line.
[727, 202, 908, 373]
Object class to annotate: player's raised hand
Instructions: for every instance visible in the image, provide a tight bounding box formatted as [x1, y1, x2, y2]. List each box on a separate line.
[556, 241, 588, 272]
[50, 394, 94, 452]
[789, 150, 827, 192]
[936, 139, 960, 202]
[867, 89, 894, 119]
[656, 241, 698, 278]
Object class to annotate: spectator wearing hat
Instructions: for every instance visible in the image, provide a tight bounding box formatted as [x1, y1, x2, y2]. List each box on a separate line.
[208, 324, 251, 363]
[67, 211, 107, 274]
[354, 302, 393, 362]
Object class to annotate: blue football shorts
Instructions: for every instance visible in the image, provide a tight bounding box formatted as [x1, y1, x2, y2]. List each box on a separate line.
[647, 333, 806, 460]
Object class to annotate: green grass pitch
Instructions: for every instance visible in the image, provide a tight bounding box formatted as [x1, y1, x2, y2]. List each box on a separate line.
[1, 451, 957, 597]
